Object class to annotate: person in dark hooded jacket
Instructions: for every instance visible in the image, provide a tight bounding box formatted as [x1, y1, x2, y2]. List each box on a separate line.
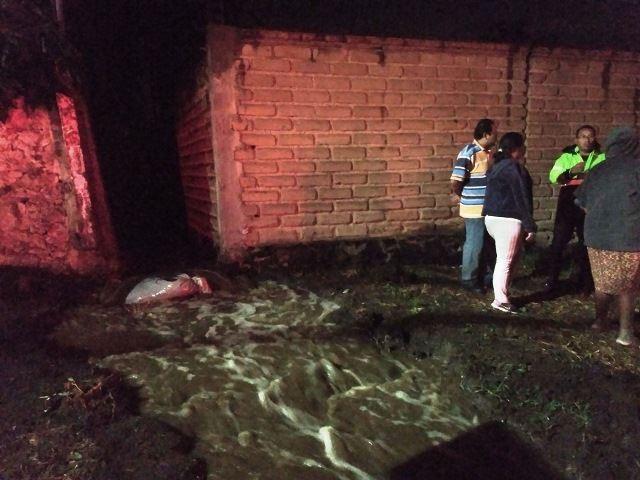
[575, 126, 640, 347]
[482, 132, 536, 314]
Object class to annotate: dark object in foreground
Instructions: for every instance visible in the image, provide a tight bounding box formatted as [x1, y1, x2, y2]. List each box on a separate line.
[389, 421, 565, 480]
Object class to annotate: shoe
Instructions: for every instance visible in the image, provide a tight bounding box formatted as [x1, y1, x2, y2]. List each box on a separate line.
[615, 330, 638, 346]
[542, 280, 556, 294]
[491, 300, 519, 314]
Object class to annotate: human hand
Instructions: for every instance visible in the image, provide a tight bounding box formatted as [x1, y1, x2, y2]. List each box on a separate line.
[450, 193, 461, 204]
[569, 161, 585, 174]
[525, 232, 536, 243]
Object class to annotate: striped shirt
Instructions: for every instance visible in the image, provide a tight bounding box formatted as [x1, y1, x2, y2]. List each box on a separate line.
[450, 140, 492, 218]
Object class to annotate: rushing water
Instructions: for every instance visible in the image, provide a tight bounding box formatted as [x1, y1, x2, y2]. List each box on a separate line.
[56, 281, 481, 479]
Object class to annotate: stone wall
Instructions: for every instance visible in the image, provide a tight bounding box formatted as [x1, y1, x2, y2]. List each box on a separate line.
[178, 25, 640, 258]
[0, 96, 117, 273]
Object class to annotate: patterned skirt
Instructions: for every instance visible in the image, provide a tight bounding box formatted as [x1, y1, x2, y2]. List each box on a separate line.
[587, 248, 640, 294]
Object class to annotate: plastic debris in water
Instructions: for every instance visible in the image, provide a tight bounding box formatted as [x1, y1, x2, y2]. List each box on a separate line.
[125, 274, 212, 305]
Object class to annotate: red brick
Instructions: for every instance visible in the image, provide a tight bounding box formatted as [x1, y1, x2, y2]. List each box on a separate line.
[370, 198, 402, 210]
[333, 147, 366, 159]
[388, 79, 422, 91]
[420, 208, 452, 220]
[403, 93, 437, 105]
[351, 78, 386, 90]
[278, 161, 316, 173]
[421, 106, 455, 118]
[402, 171, 432, 183]
[299, 201, 334, 213]
[434, 119, 468, 131]
[369, 172, 401, 184]
[299, 226, 335, 241]
[335, 199, 369, 211]
[251, 58, 291, 72]
[469, 68, 503, 80]
[241, 133, 276, 146]
[386, 209, 420, 221]
[387, 107, 422, 118]
[315, 106, 352, 118]
[422, 79, 456, 91]
[354, 211, 385, 223]
[422, 182, 452, 194]
[353, 186, 386, 198]
[402, 120, 435, 130]
[260, 202, 297, 215]
[354, 106, 388, 118]
[243, 162, 278, 174]
[335, 224, 368, 237]
[293, 119, 331, 131]
[314, 77, 351, 90]
[388, 185, 420, 196]
[332, 172, 367, 184]
[257, 175, 296, 187]
[316, 134, 352, 145]
[293, 90, 330, 103]
[455, 106, 488, 118]
[350, 49, 382, 63]
[366, 120, 401, 131]
[421, 133, 453, 145]
[353, 133, 386, 145]
[386, 51, 421, 64]
[242, 73, 275, 87]
[278, 105, 316, 117]
[247, 216, 279, 228]
[258, 229, 299, 244]
[275, 75, 314, 88]
[255, 148, 294, 160]
[332, 120, 366, 131]
[235, 148, 255, 161]
[315, 47, 348, 62]
[252, 89, 293, 102]
[279, 134, 315, 146]
[435, 93, 468, 106]
[240, 176, 257, 188]
[367, 146, 401, 158]
[368, 64, 404, 77]
[317, 212, 352, 225]
[402, 66, 437, 78]
[239, 104, 277, 116]
[454, 80, 487, 92]
[241, 204, 260, 216]
[331, 63, 368, 75]
[241, 44, 273, 57]
[367, 92, 403, 104]
[291, 61, 330, 74]
[297, 174, 331, 186]
[280, 188, 317, 201]
[438, 66, 470, 78]
[387, 159, 422, 170]
[242, 190, 279, 202]
[253, 118, 293, 131]
[332, 92, 368, 104]
[351, 160, 387, 171]
[294, 147, 331, 159]
[404, 196, 436, 208]
[273, 45, 312, 59]
[318, 187, 352, 199]
[435, 145, 462, 156]
[387, 133, 420, 145]
[317, 161, 353, 172]
[281, 213, 317, 227]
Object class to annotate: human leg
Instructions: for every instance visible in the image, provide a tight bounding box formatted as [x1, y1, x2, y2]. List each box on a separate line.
[485, 216, 523, 306]
[592, 290, 614, 331]
[616, 290, 639, 346]
[461, 217, 485, 287]
[545, 190, 577, 291]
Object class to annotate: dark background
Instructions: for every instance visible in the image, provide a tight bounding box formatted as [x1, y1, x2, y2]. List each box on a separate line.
[64, 0, 640, 266]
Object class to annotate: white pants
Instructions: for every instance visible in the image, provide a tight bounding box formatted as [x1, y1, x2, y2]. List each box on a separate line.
[485, 215, 523, 304]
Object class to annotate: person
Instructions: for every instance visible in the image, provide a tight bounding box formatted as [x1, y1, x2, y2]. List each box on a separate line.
[574, 126, 640, 346]
[482, 132, 536, 313]
[450, 118, 498, 293]
[544, 125, 606, 294]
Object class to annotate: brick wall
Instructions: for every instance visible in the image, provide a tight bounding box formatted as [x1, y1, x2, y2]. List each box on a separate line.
[0, 96, 117, 273]
[176, 70, 220, 244]
[182, 26, 640, 257]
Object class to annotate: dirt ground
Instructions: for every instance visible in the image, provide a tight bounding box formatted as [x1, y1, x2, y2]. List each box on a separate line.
[1, 238, 640, 479]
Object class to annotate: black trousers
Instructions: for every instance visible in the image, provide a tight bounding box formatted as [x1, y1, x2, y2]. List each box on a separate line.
[547, 185, 592, 287]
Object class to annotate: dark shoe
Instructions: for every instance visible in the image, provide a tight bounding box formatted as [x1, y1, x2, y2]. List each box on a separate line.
[490, 300, 519, 314]
[542, 280, 557, 295]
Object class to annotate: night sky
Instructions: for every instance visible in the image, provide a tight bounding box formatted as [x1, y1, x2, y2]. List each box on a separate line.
[63, 0, 640, 266]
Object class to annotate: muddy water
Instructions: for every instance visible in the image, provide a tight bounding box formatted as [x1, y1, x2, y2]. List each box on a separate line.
[58, 282, 481, 479]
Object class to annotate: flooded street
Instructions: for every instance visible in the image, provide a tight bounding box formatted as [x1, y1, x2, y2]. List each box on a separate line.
[55, 282, 480, 479]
